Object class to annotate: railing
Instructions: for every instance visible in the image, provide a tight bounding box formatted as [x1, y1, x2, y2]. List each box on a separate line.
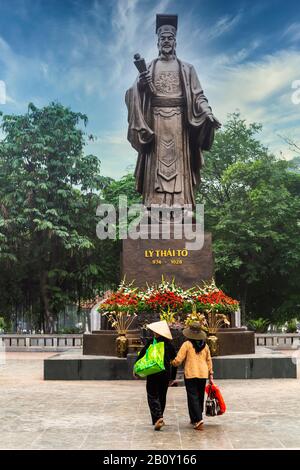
[0, 334, 83, 350]
[1, 333, 299, 351]
[255, 333, 300, 348]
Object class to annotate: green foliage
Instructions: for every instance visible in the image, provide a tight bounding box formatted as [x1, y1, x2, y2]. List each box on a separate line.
[0, 316, 12, 332]
[159, 305, 179, 324]
[247, 318, 270, 333]
[0, 317, 5, 331]
[58, 327, 84, 334]
[285, 319, 298, 333]
[101, 173, 142, 239]
[102, 173, 141, 207]
[197, 113, 300, 323]
[0, 103, 119, 332]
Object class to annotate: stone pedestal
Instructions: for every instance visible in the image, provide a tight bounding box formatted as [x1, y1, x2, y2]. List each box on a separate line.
[83, 331, 118, 356]
[83, 327, 255, 356]
[216, 328, 255, 355]
[83, 225, 255, 357]
[121, 230, 214, 289]
[139, 324, 255, 356]
[83, 329, 141, 356]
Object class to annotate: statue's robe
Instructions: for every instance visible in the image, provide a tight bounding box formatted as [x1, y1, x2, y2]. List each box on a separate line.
[125, 58, 215, 208]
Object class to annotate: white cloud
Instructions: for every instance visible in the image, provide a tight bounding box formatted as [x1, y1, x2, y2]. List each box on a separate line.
[93, 130, 127, 145]
[205, 40, 261, 68]
[0, 80, 6, 104]
[202, 50, 300, 161]
[86, 132, 136, 179]
[283, 23, 300, 43]
[205, 13, 243, 41]
[208, 49, 300, 114]
[104, 0, 172, 91]
[0, 35, 50, 109]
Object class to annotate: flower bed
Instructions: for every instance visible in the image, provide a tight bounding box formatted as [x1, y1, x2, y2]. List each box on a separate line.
[98, 278, 239, 331]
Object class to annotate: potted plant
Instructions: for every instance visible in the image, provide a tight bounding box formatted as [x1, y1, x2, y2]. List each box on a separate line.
[286, 319, 298, 334]
[247, 318, 270, 333]
[102, 310, 137, 357]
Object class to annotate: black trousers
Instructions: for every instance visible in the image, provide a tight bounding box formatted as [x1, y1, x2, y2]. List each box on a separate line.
[146, 372, 169, 425]
[184, 377, 207, 423]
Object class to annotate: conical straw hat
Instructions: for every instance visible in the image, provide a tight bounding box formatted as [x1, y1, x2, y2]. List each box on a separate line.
[147, 320, 173, 340]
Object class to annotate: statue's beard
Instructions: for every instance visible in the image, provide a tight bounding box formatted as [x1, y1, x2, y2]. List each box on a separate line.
[159, 45, 176, 58]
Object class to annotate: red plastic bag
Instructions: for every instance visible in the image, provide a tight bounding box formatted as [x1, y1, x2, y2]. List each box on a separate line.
[205, 383, 226, 415]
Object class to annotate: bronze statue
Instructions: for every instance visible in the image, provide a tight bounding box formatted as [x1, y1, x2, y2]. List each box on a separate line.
[125, 14, 220, 209]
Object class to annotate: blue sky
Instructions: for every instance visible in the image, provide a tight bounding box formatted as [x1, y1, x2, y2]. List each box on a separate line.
[0, 0, 299, 178]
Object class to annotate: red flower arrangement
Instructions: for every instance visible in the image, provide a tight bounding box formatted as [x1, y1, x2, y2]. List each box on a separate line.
[146, 291, 184, 311]
[100, 291, 138, 313]
[98, 279, 239, 319]
[194, 290, 239, 308]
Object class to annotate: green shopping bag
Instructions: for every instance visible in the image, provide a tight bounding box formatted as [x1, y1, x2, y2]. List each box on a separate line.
[134, 338, 165, 377]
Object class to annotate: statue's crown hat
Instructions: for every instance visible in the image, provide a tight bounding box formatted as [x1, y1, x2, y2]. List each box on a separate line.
[156, 14, 178, 36]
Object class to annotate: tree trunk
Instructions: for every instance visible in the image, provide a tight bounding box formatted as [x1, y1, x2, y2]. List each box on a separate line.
[240, 285, 248, 326]
[40, 271, 54, 333]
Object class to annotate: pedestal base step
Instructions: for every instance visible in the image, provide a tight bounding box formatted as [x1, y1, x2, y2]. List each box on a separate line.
[44, 347, 297, 380]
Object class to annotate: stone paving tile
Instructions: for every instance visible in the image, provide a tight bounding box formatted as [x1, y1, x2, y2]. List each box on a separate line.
[0, 352, 300, 450]
[30, 430, 87, 449]
[228, 431, 285, 449]
[0, 431, 44, 450]
[275, 438, 300, 449]
[81, 443, 137, 450]
[180, 429, 234, 450]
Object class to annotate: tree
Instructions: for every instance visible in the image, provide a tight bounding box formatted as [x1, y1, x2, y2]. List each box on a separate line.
[102, 173, 140, 208]
[197, 113, 300, 323]
[0, 103, 117, 332]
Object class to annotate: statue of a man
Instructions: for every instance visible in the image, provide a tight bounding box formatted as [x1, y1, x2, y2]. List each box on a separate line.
[125, 14, 220, 209]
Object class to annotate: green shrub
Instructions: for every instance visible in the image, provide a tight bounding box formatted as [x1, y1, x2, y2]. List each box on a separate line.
[58, 327, 83, 334]
[286, 319, 298, 333]
[247, 318, 270, 333]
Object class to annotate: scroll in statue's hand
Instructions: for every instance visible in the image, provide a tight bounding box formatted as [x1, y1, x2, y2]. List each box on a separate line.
[139, 70, 152, 87]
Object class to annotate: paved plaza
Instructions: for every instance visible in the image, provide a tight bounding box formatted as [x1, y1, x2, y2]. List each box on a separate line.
[0, 351, 300, 450]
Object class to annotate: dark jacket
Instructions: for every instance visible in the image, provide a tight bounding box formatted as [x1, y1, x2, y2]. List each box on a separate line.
[136, 336, 177, 381]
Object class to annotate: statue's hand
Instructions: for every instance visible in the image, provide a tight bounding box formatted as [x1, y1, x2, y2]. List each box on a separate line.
[139, 70, 152, 88]
[206, 114, 222, 129]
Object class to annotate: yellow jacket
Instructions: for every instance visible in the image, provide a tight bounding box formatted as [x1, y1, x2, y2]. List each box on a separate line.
[172, 341, 213, 379]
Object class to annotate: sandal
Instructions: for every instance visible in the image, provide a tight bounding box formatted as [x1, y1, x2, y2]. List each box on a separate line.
[154, 418, 164, 431]
[194, 420, 204, 430]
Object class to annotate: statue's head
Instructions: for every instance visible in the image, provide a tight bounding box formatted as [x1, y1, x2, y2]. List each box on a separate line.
[156, 14, 177, 57]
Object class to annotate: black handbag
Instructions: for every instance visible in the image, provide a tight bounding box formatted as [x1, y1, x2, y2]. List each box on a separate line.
[205, 385, 220, 417]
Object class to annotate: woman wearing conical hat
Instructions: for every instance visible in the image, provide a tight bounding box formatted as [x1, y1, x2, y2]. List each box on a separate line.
[134, 320, 177, 431]
[171, 322, 214, 430]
